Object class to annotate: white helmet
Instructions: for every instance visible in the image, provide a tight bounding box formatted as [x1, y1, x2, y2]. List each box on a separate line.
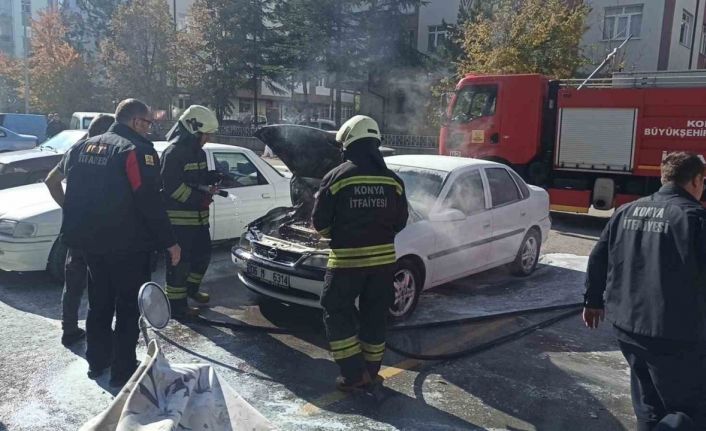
[179, 105, 219, 135]
[336, 115, 381, 149]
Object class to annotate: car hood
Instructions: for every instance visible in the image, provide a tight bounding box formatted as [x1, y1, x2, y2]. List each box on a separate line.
[0, 147, 56, 164]
[0, 182, 61, 228]
[255, 125, 342, 179]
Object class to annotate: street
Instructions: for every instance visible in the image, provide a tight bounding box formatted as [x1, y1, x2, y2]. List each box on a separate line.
[0, 211, 636, 431]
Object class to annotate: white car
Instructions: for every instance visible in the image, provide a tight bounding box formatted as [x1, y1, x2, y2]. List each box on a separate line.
[0, 142, 291, 281]
[233, 126, 551, 319]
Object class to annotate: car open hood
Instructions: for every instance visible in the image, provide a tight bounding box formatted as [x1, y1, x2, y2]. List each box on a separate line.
[0, 148, 53, 164]
[255, 125, 341, 179]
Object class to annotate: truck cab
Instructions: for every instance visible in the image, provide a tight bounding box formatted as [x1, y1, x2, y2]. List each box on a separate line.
[440, 74, 551, 174]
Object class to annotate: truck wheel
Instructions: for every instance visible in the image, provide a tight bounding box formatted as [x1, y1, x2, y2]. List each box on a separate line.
[389, 258, 422, 320]
[508, 229, 541, 277]
[47, 239, 67, 284]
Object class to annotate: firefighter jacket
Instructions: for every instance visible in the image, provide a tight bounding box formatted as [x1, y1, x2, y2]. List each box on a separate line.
[584, 184, 706, 342]
[312, 138, 408, 269]
[160, 130, 211, 227]
[61, 123, 176, 254]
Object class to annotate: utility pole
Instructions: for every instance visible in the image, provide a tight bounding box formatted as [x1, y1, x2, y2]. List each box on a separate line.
[22, 1, 31, 114]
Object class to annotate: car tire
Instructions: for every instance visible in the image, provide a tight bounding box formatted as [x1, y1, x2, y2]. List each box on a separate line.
[389, 258, 422, 321]
[508, 228, 541, 277]
[47, 238, 67, 284]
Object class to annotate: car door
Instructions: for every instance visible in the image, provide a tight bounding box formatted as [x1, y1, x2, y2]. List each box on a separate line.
[210, 150, 276, 240]
[485, 167, 527, 265]
[430, 168, 492, 283]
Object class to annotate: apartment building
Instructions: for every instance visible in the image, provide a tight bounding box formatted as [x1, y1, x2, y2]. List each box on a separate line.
[583, 0, 706, 71]
[0, 0, 57, 58]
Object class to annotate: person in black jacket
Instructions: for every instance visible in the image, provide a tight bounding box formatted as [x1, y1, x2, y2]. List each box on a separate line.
[61, 99, 180, 388]
[45, 113, 115, 347]
[584, 152, 706, 430]
[161, 105, 221, 319]
[312, 115, 408, 392]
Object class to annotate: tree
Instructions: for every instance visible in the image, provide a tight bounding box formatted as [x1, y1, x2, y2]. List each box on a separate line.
[179, 0, 286, 122]
[74, 0, 128, 51]
[100, 0, 176, 111]
[0, 54, 23, 112]
[28, 9, 96, 117]
[457, 0, 589, 78]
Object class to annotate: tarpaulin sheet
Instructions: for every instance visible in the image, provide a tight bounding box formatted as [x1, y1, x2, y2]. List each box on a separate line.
[80, 340, 276, 431]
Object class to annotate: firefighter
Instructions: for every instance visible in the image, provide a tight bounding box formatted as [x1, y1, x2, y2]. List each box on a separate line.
[60, 99, 179, 387]
[584, 152, 706, 429]
[312, 115, 408, 392]
[161, 105, 221, 319]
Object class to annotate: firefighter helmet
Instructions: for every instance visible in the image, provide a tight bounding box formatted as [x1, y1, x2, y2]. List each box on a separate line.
[179, 105, 219, 135]
[336, 115, 381, 149]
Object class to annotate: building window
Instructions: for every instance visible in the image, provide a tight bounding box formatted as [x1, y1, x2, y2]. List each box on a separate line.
[316, 77, 325, 87]
[603, 4, 643, 40]
[239, 100, 252, 113]
[680, 10, 694, 48]
[428, 25, 447, 52]
[701, 24, 706, 55]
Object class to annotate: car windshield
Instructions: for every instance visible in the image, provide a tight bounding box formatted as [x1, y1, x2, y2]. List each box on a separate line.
[388, 164, 447, 217]
[39, 130, 87, 152]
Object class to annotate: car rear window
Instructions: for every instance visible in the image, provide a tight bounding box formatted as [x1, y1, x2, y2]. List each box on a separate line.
[486, 167, 522, 207]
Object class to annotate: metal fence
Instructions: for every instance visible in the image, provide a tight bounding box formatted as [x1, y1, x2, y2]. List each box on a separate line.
[380, 134, 438, 149]
[217, 125, 257, 137]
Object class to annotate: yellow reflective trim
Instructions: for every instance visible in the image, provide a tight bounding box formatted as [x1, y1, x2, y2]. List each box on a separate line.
[329, 243, 394, 258]
[187, 272, 204, 281]
[317, 227, 331, 238]
[330, 176, 403, 195]
[360, 341, 385, 353]
[329, 335, 359, 350]
[362, 351, 385, 361]
[331, 344, 362, 360]
[183, 163, 199, 171]
[167, 210, 201, 218]
[170, 183, 188, 201]
[327, 254, 396, 269]
[166, 286, 187, 292]
[169, 218, 205, 226]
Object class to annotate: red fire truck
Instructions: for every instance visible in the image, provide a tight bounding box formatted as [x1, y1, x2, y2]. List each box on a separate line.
[439, 71, 706, 212]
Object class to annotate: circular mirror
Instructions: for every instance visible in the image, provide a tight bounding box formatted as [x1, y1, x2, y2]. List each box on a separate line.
[138, 282, 171, 329]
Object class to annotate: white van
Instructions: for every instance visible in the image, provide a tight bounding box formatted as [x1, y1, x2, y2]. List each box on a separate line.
[70, 112, 112, 130]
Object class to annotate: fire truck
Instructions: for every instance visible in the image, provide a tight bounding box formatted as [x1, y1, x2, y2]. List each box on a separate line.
[439, 71, 706, 212]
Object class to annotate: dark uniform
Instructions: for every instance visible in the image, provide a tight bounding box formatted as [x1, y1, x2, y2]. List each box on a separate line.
[312, 137, 408, 384]
[61, 122, 175, 381]
[160, 132, 213, 311]
[585, 184, 706, 429]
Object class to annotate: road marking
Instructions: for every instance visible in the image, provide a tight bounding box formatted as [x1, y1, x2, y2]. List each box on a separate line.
[298, 321, 505, 416]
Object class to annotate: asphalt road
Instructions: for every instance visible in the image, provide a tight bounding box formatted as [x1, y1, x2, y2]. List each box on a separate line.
[0, 210, 634, 431]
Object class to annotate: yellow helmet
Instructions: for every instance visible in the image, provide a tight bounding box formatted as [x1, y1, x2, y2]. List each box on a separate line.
[179, 105, 219, 135]
[336, 115, 381, 149]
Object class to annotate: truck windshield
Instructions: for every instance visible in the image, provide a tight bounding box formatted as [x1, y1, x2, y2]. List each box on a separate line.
[450, 85, 497, 123]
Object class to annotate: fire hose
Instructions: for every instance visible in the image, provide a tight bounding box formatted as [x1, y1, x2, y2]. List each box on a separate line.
[157, 302, 583, 362]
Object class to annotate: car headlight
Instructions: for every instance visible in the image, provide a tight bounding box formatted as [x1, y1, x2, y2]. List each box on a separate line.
[0, 220, 37, 238]
[302, 254, 329, 269]
[238, 233, 253, 252]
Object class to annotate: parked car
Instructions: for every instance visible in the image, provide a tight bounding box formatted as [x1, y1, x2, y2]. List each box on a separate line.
[296, 119, 338, 131]
[69, 112, 112, 130]
[0, 130, 87, 190]
[0, 113, 47, 143]
[233, 125, 551, 319]
[0, 142, 291, 282]
[0, 125, 37, 153]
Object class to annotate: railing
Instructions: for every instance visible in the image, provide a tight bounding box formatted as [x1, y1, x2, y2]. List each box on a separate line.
[380, 134, 438, 149]
[217, 125, 257, 137]
[561, 71, 706, 89]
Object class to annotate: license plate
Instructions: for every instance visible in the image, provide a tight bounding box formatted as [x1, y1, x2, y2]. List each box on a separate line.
[246, 263, 290, 288]
[449, 150, 462, 157]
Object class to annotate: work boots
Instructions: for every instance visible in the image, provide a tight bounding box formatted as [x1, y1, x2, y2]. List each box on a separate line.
[335, 371, 372, 393]
[170, 299, 200, 320]
[189, 291, 210, 304]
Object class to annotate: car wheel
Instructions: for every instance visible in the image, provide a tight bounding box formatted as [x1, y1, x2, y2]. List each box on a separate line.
[47, 239, 67, 284]
[508, 229, 540, 277]
[389, 258, 422, 320]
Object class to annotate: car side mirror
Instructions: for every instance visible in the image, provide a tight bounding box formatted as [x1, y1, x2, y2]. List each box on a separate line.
[138, 282, 171, 345]
[429, 208, 466, 222]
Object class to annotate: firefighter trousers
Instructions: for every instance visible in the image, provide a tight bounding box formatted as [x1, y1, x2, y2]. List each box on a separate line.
[84, 251, 150, 378]
[320, 264, 395, 382]
[165, 225, 211, 308]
